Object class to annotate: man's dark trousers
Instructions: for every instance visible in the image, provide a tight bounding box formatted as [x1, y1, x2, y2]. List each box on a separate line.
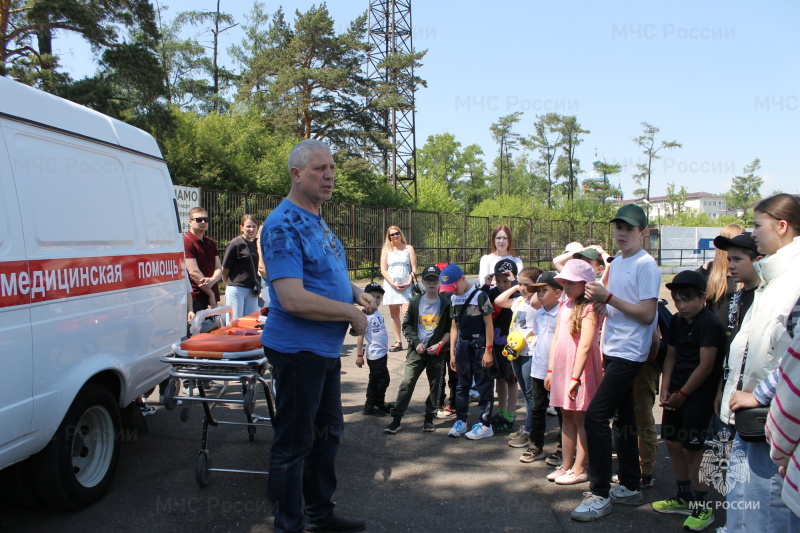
[265, 348, 343, 533]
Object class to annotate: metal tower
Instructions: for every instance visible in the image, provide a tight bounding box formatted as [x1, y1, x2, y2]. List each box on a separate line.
[367, 0, 417, 199]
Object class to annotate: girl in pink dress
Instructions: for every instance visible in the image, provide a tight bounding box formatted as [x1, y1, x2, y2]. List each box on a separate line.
[544, 259, 604, 485]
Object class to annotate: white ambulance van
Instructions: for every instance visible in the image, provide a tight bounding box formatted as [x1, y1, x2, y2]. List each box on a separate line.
[0, 77, 186, 509]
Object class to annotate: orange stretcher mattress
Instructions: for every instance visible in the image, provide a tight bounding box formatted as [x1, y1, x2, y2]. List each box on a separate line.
[230, 312, 264, 330]
[179, 311, 264, 357]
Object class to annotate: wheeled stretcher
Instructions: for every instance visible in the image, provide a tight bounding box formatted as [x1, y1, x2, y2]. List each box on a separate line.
[160, 306, 276, 486]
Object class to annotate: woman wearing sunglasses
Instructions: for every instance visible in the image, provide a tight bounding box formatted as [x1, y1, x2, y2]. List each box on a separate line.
[381, 226, 417, 351]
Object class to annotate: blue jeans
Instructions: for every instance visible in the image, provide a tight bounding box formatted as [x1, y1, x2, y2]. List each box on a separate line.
[264, 348, 343, 533]
[511, 356, 534, 435]
[454, 338, 493, 425]
[726, 434, 792, 532]
[225, 284, 260, 320]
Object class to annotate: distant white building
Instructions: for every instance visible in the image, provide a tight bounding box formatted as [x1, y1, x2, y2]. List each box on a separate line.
[622, 191, 729, 221]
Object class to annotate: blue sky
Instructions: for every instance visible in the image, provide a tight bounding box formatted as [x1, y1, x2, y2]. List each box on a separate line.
[54, 0, 799, 198]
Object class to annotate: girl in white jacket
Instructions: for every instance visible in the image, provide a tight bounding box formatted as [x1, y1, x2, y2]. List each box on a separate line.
[721, 193, 800, 533]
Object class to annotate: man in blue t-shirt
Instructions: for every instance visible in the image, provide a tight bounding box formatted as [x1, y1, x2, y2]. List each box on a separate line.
[261, 139, 375, 533]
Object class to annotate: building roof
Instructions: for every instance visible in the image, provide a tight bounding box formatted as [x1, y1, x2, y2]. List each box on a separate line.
[621, 191, 725, 203]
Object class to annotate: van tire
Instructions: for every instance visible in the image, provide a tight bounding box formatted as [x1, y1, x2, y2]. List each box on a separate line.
[31, 384, 121, 510]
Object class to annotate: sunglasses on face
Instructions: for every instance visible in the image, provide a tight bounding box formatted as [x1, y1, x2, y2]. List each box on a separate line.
[389, 232, 401, 237]
[192, 217, 209, 223]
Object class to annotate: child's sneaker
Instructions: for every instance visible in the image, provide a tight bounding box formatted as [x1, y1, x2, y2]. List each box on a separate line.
[465, 423, 493, 440]
[491, 417, 514, 434]
[519, 445, 545, 463]
[448, 419, 468, 437]
[683, 506, 715, 531]
[545, 449, 563, 466]
[384, 418, 402, 434]
[379, 402, 394, 415]
[609, 483, 643, 506]
[507, 431, 531, 448]
[640, 474, 655, 489]
[651, 496, 691, 515]
[469, 389, 480, 402]
[138, 401, 156, 416]
[546, 406, 558, 416]
[570, 491, 612, 522]
[436, 406, 456, 419]
[422, 421, 436, 432]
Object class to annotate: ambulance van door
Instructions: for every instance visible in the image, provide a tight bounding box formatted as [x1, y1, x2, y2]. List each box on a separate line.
[0, 122, 34, 464]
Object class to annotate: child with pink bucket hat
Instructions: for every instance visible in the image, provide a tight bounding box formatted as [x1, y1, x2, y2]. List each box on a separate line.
[544, 259, 604, 485]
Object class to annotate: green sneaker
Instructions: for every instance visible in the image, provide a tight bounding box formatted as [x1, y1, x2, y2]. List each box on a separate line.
[683, 506, 715, 531]
[651, 496, 691, 515]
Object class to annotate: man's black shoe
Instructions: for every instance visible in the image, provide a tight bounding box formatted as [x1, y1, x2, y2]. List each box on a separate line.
[305, 515, 366, 532]
[362, 404, 385, 417]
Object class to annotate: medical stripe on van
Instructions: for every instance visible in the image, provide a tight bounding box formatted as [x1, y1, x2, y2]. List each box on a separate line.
[0, 252, 185, 308]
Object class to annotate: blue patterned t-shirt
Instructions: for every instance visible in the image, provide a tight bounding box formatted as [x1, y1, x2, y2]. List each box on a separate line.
[260, 199, 352, 358]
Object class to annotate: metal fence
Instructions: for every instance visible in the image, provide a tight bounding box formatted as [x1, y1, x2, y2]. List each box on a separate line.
[195, 188, 617, 279]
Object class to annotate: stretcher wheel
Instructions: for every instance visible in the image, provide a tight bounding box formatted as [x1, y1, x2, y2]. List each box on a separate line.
[248, 425, 256, 442]
[180, 407, 190, 422]
[163, 379, 178, 410]
[195, 452, 210, 487]
[243, 388, 256, 418]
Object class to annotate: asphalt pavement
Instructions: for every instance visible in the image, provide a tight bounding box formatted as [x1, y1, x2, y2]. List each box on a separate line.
[1, 278, 729, 533]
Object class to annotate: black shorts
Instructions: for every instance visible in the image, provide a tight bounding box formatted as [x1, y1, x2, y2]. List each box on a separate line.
[488, 346, 516, 383]
[661, 393, 714, 450]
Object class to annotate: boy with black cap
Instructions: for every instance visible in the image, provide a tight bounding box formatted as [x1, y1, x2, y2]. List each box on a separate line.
[574, 204, 661, 521]
[356, 282, 392, 416]
[712, 232, 762, 352]
[651, 270, 725, 532]
[440, 264, 496, 439]
[486, 258, 520, 433]
[384, 265, 452, 434]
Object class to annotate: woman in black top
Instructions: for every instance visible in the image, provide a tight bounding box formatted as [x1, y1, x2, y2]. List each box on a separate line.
[222, 214, 261, 320]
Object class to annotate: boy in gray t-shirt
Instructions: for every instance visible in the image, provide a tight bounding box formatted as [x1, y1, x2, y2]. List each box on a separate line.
[385, 265, 452, 434]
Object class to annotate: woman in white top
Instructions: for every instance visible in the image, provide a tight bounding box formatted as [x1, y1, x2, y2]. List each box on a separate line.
[380, 226, 417, 351]
[478, 225, 524, 287]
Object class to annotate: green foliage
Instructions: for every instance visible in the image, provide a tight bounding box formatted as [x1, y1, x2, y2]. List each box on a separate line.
[523, 113, 562, 208]
[489, 112, 523, 194]
[416, 133, 463, 193]
[415, 176, 460, 213]
[471, 194, 548, 220]
[724, 158, 763, 220]
[667, 209, 720, 227]
[161, 106, 293, 193]
[231, 3, 375, 150]
[553, 115, 589, 201]
[665, 182, 688, 218]
[632, 121, 682, 200]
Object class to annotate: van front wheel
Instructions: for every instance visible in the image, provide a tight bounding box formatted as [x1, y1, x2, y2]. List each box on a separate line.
[32, 384, 121, 510]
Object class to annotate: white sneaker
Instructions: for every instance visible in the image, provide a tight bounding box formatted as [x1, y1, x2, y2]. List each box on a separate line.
[571, 492, 612, 522]
[547, 406, 558, 416]
[609, 483, 643, 505]
[448, 419, 467, 437]
[465, 423, 494, 440]
[436, 407, 456, 419]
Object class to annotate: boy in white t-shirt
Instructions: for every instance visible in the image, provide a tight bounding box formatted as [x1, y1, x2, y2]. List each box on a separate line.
[571, 204, 661, 522]
[356, 283, 392, 416]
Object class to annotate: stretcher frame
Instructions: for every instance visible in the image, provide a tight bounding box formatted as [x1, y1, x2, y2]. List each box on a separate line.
[161, 306, 276, 486]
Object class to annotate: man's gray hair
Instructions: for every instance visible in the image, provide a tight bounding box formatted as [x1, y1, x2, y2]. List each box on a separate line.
[288, 139, 331, 175]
